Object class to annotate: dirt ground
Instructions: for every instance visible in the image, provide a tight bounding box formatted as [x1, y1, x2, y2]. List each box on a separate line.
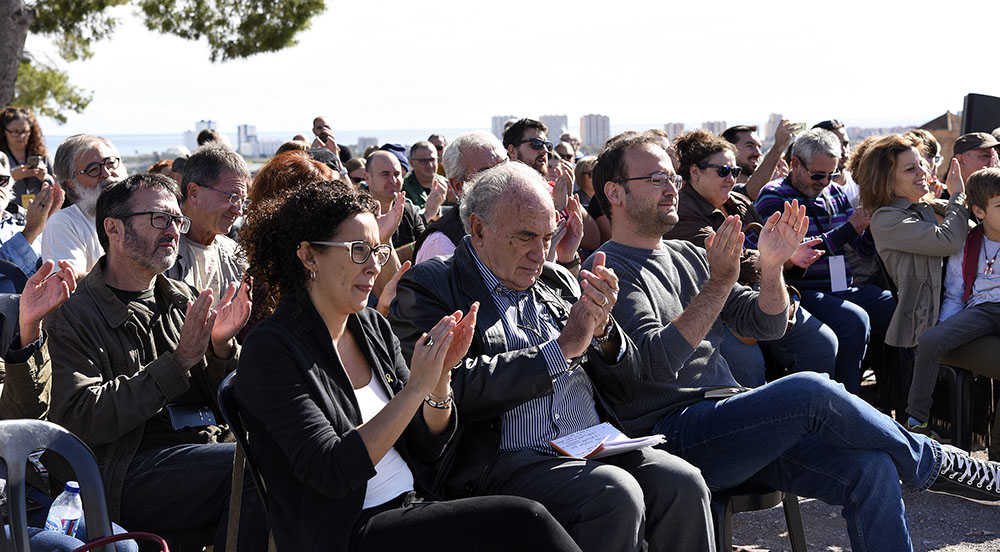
[730, 452, 1000, 552]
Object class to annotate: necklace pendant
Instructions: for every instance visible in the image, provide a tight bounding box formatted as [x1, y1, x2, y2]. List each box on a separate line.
[987, 260, 995, 276]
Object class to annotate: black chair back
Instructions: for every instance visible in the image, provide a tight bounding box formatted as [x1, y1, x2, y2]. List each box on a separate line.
[0, 261, 28, 294]
[0, 420, 114, 552]
[216, 372, 269, 513]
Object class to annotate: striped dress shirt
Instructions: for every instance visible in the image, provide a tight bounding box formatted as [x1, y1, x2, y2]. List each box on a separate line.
[469, 247, 600, 455]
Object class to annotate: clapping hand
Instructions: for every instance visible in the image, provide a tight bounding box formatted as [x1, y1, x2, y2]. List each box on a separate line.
[23, 183, 64, 243]
[758, 200, 808, 271]
[377, 191, 406, 244]
[557, 252, 618, 359]
[424, 178, 448, 221]
[788, 237, 824, 269]
[376, 261, 411, 317]
[211, 278, 253, 356]
[19, 260, 76, 344]
[551, 160, 574, 211]
[945, 157, 965, 197]
[554, 195, 584, 263]
[704, 215, 743, 287]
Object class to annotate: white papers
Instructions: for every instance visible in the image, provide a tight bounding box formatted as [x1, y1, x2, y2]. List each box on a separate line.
[828, 255, 848, 292]
[549, 422, 666, 459]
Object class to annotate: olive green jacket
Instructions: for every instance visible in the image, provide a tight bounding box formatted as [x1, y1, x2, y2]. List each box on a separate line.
[871, 194, 970, 347]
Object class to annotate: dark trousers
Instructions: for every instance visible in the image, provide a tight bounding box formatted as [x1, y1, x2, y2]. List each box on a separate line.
[482, 447, 714, 552]
[119, 443, 267, 552]
[352, 493, 581, 552]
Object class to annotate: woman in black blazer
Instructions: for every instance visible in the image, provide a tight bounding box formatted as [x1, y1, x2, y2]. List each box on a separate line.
[236, 181, 580, 552]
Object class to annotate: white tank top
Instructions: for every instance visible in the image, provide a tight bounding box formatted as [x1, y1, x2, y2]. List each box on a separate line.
[352, 373, 415, 509]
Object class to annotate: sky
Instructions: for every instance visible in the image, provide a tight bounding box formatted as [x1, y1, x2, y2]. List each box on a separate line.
[25, 0, 1000, 136]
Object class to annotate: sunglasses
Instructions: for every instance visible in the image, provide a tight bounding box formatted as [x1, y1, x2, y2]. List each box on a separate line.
[795, 157, 841, 182]
[699, 163, 743, 179]
[516, 138, 553, 152]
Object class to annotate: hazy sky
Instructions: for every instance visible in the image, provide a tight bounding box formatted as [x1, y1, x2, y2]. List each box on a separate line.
[27, 0, 1000, 136]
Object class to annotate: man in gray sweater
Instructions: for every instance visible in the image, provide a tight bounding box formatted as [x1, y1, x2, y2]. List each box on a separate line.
[584, 132, 1000, 552]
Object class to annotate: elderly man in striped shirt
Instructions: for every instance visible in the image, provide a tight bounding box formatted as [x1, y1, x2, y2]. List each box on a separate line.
[390, 160, 714, 552]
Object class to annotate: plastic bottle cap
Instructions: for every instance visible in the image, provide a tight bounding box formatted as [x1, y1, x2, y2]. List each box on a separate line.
[65, 481, 80, 493]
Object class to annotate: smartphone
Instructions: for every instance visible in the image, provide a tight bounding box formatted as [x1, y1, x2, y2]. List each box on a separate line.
[27, 155, 41, 169]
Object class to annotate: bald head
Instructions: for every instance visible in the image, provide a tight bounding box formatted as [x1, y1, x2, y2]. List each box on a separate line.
[365, 151, 403, 202]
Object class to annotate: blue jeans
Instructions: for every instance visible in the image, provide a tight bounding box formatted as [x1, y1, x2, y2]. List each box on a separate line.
[799, 285, 895, 393]
[759, 305, 837, 379]
[718, 329, 766, 387]
[655, 372, 941, 552]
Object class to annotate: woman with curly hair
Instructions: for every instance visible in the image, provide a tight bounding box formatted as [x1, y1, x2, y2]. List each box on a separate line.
[235, 181, 581, 552]
[1, 107, 54, 211]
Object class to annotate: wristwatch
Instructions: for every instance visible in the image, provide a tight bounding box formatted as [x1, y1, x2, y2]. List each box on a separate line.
[592, 317, 614, 345]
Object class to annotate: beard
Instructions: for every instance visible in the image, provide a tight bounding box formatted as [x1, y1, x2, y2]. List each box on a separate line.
[75, 177, 119, 218]
[123, 220, 177, 274]
[624, 192, 679, 238]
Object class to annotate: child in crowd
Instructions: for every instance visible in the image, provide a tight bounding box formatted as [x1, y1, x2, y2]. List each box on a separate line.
[906, 168, 1000, 430]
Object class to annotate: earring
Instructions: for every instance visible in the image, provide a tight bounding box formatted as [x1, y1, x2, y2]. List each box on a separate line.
[309, 269, 316, 280]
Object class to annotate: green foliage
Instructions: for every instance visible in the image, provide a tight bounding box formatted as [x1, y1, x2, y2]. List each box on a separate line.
[11, 57, 92, 124]
[138, 0, 326, 62]
[15, 0, 326, 121]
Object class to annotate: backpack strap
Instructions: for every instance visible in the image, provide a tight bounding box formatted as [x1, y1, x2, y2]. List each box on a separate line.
[963, 225, 984, 304]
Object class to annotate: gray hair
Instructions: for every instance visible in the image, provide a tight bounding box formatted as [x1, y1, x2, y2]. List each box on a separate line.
[791, 129, 841, 164]
[408, 140, 435, 159]
[460, 161, 547, 233]
[180, 143, 250, 200]
[53, 134, 120, 201]
[443, 131, 506, 182]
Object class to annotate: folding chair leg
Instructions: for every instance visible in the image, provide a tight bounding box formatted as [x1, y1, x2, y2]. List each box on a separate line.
[782, 494, 807, 552]
[226, 444, 246, 552]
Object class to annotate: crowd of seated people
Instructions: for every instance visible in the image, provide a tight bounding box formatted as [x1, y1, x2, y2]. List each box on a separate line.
[0, 106, 998, 552]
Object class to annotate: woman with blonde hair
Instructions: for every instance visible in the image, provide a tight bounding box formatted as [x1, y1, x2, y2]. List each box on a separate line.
[863, 134, 970, 432]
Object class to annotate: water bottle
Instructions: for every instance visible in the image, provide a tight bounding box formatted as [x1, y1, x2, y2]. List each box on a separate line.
[44, 481, 83, 537]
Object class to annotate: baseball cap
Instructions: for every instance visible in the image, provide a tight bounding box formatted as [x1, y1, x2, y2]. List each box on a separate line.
[953, 132, 1000, 155]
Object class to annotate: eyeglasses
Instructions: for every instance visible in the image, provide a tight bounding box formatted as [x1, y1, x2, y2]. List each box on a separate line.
[617, 171, 684, 188]
[350, 175, 365, 185]
[4, 128, 30, 137]
[411, 157, 437, 165]
[75, 157, 121, 178]
[558, 152, 574, 161]
[698, 163, 743, 179]
[516, 138, 553, 152]
[795, 157, 841, 182]
[310, 240, 392, 266]
[197, 183, 250, 211]
[121, 211, 191, 233]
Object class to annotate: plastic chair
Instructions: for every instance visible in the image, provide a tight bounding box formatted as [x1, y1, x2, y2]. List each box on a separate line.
[0, 420, 113, 552]
[216, 372, 275, 552]
[711, 485, 807, 552]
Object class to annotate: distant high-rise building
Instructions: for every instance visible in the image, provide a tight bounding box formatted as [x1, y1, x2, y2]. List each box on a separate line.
[663, 123, 685, 140]
[492, 115, 517, 140]
[356, 136, 379, 152]
[539, 115, 569, 141]
[579, 114, 610, 148]
[765, 113, 784, 143]
[237, 124, 260, 157]
[183, 120, 218, 150]
[701, 121, 727, 135]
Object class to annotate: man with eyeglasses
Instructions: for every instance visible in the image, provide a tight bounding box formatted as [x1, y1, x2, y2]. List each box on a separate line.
[45, 173, 264, 552]
[755, 129, 895, 394]
[402, 140, 449, 217]
[813, 120, 861, 207]
[42, 134, 127, 275]
[391, 161, 715, 552]
[504, 119, 552, 177]
[428, 133, 448, 176]
[165, 145, 249, 303]
[588, 130, 1000, 552]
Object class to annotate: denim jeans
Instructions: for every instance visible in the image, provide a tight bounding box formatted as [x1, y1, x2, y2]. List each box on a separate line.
[799, 285, 896, 393]
[759, 305, 837, 379]
[655, 372, 941, 552]
[718, 329, 766, 387]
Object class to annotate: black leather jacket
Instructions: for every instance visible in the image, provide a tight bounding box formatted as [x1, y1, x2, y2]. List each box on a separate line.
[389, 238, 641, 498]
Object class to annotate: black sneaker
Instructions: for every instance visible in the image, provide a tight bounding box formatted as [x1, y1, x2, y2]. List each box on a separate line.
[928, 445, 1000, 503]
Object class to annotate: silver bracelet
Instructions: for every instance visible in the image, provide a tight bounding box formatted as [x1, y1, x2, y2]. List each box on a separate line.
[423, 393, 453, 409]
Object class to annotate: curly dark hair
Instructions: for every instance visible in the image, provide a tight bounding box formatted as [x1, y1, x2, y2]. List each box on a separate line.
[240, 180, 377, 316]
[673, 130, 736, 183]
[0, 107, 47, 159]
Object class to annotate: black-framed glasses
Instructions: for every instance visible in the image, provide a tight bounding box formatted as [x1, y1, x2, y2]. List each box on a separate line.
[197, 183, 250, 211]
[698, 163, 743, 179]
[617, 171, 684, 188]
[558, 152, 574, 161]
[75, 157, 121, 178]
[0, 175, 10, 187]
[516, 138, 553, 152]
[120, 211, 191, 233]
[411, 157, 437, 165]
[311, 240, 392, 266]
[4, 128, 30, 137]
[795, 157, 841, 182]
